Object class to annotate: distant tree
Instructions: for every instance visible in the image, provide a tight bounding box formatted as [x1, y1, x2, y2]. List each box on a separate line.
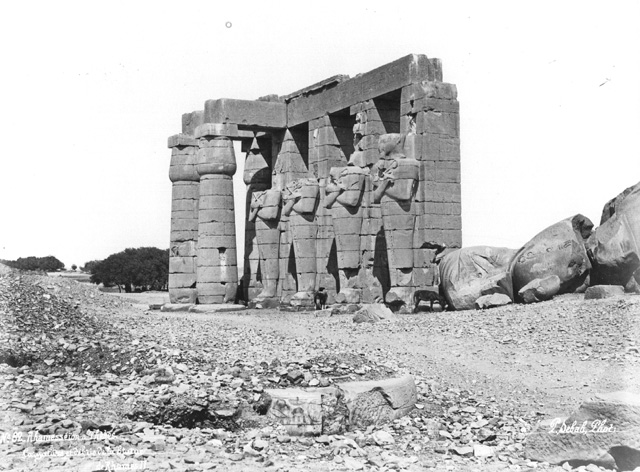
[2, 255, 65, 272]
[89, 247, 169, 293]
[82, 260, 101, 274]
[71, 264, 77, 271]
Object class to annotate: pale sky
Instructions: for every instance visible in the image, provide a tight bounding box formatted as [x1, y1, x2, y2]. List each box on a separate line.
[1, 1, 639, 269]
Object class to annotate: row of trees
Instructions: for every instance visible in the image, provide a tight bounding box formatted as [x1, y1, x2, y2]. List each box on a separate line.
[87, 247, 169, 293]
[1, 256, 65, 272]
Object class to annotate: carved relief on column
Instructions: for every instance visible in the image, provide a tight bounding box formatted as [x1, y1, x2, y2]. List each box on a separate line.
[372, 134, 420, 307]
[195, 123, 239, 304]
[168, 134, 200, 304]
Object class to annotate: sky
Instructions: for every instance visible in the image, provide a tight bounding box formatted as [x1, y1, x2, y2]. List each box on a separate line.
[1, 1, 639, 269]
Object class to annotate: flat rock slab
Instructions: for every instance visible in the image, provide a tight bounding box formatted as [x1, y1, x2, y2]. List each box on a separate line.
[265, 374, 416, 436]
[585, 285, 625, 300]
[475, 293, 512, 310]
[161, 303, 195, 312]
[525, 391, 640, 470]
[188, 304, 246, 314]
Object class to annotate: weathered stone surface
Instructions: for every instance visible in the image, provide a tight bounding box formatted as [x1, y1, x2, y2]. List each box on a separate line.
[512, 214, 593, 302]
[525, 391, 640, 470]
[588, 182, 640, 287]
[353, 304, 398, 323]
[584, 285, 625, 300]
[440, 246, 517, 311]
[287, 54, 440, 126]
[266, 375, 416, 436]
[474, 293, 512, 310]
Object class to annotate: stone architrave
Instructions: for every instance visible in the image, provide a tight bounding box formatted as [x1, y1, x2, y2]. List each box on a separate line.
[511, 214, 594, 303]
[195, 123, 239, 304]
[248, 188, 282, 305]
[168, 134, 200, 304]
[282, 177, 320, 307]
[325, 159, 368, 302]
[371, 134, 420, 307]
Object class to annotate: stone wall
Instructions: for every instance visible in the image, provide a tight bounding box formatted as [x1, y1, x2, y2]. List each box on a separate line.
[167, 54, 462, 311]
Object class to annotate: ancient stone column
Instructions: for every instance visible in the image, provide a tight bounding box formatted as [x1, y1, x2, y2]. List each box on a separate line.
[372, 134, 420, 307]
[282, 177, 319, 308]
[325, 154, 368, 303]
[168, 134, 200, 304]
[195, 123, 239, 304]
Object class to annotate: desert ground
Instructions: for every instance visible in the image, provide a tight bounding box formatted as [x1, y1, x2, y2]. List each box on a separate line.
[1, 269, 639, 471]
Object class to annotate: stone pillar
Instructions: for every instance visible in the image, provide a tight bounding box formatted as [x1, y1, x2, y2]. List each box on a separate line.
[243, 137, 272, 302]
[325, 160, 368, 303]
[282, 177, 319, 308]
[195, 123, 239, 304]
[249, 189, 281, 307]
[168, 134, 200, 304]
[372, 134, 420, 307]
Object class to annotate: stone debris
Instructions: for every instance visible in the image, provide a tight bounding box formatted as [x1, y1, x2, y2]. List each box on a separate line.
[584, 285, 625, 300]
[1, 269, 639, 471]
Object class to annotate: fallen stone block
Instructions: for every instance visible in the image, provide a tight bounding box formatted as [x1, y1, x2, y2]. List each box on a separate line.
[265, 375, 416, 436]
[474, 293, 512, 310]
[585, 285, 625, 300]
[525, 391, 640, 470]
[353, 304, 398, 323]
[187, 304, 246, 314]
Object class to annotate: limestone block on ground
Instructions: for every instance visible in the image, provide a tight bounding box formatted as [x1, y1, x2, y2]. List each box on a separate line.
[584, 285, 625, 300]
[518, 275, 561, 304]
[353, 304, 398, 323]
[187, 304, 245, 314]
[439, 246, 517, 311]
[588, 182, 640, 287]
[525, 391, 640, 470]
[512, 214, 593, 301]
[474, 293, 512, 310]
[161, 302, 196, 312]
[266, 375, 416, 436]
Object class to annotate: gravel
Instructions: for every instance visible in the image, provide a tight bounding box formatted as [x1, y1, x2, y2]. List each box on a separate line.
[1, 267, 638, 471]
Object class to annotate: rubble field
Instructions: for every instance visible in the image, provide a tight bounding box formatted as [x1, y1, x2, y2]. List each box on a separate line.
[1, 269, 639, 472]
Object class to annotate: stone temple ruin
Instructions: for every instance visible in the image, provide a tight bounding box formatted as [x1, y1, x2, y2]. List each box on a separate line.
[167, 54, 461, 311]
